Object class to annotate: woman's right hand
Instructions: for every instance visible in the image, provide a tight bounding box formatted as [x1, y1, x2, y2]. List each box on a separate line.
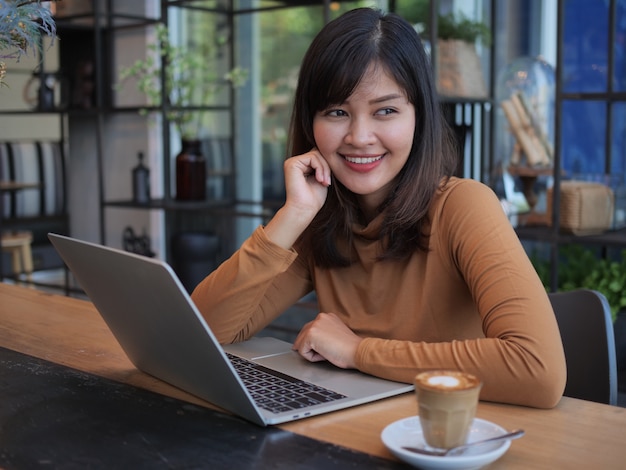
[283, 148, 332, 216]
[264, 149, 331, 250]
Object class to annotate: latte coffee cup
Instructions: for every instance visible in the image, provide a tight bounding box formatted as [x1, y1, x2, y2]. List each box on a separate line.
[414, 370, 482, 449]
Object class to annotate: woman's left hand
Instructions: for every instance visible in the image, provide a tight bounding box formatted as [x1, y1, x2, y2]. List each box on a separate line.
[292, 312, 362, 369]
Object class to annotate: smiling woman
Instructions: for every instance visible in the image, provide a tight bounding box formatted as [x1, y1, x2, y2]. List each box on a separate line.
[312, 63, 415, 215]
[191, 7, 567, 410]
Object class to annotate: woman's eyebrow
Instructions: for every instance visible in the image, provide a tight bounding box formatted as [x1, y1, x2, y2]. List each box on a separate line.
[339, 93, 406, 107]
[369, 93, 406, 104]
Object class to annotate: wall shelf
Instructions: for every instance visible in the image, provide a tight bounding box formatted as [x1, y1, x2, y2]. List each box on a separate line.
[516, 226, 626, 248]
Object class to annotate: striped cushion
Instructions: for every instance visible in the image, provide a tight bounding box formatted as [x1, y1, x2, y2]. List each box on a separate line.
[0, 141, 67, 219]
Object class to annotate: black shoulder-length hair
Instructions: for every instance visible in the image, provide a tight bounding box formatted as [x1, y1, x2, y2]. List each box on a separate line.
[287, 7, 458, 268]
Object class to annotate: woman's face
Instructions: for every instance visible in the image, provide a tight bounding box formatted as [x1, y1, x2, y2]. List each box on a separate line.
[313, 64, 415, 217]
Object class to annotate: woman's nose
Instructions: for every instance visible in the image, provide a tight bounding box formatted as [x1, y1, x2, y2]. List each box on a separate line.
[344, 117, 376, 146]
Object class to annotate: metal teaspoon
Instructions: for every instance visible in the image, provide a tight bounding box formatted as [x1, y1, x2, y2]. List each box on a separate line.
[401, 429, 525, 457]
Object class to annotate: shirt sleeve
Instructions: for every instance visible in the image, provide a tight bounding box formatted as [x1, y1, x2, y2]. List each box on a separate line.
[354, 180, 567, 408]
[191, 226, 313, 343]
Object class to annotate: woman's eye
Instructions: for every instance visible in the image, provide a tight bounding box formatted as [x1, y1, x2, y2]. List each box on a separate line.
[376, 108, 396, 116]
[326, 109, 348, 117]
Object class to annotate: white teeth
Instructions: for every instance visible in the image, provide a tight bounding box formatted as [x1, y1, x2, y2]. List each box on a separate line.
[344, 155, 383, 164]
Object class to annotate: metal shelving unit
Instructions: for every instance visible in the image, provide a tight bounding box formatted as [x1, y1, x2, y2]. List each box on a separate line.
[513, 0, 626, 291]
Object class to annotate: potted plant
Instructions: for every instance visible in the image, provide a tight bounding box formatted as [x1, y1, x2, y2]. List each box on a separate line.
[118, 23, 247, 141]
[0, 0, 57, 87]
[395, 0, 491, 44]
[395, 0, 491, 98]
[117, 23, 247, 200]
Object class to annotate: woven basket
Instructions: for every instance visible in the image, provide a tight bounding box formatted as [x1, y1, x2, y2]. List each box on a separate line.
[436, 40, 488, 99]
[547, 181, 614, 235]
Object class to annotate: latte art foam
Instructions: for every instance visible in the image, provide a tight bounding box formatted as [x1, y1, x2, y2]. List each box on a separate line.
[427, 375, 460, 388]
[415, 370, 481, 392]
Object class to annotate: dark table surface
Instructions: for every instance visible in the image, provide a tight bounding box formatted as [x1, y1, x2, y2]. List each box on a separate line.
[0, 346, 406, 469]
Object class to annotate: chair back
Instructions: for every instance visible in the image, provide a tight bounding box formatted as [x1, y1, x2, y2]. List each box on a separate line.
[549, 289, 617, 405]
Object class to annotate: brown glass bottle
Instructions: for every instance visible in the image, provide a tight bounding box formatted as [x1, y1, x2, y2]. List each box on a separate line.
[175, 139, 206, 201]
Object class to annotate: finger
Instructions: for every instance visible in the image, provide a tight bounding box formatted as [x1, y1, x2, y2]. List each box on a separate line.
[317, 167, 331, 187]
[298, 148, 328, 187]
[309, 149, 331, 187]
[295, 345, 326, 363]
[285, 153, 328, 188]
[292, 327, 325, 363]
[311, 160, 330, 187]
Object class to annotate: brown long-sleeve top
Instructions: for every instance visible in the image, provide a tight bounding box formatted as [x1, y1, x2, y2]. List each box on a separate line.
[191, 177, 567, 408]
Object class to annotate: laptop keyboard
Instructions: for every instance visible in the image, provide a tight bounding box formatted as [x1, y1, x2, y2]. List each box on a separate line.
[227, 353, 347, 414]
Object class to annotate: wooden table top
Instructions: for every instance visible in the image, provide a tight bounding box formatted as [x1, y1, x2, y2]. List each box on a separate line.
[1, 282, 625, 468]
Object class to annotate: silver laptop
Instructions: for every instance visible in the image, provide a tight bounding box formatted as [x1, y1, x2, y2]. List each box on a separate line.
[48, 233, 413, 426]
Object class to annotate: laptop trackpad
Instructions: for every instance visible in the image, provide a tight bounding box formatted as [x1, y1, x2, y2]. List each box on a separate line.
[256, 351, 408, 398]
[224, 337, 409, 398]
[223, 336, 294, 359]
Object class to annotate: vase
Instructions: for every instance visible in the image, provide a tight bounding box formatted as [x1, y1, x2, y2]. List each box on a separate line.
[175, 139, 206, 201]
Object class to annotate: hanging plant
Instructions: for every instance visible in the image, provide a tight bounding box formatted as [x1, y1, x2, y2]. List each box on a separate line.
[0, 0, 57, 87]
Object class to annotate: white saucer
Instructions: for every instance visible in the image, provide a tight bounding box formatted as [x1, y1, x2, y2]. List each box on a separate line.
[381, 417, 512, 470]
